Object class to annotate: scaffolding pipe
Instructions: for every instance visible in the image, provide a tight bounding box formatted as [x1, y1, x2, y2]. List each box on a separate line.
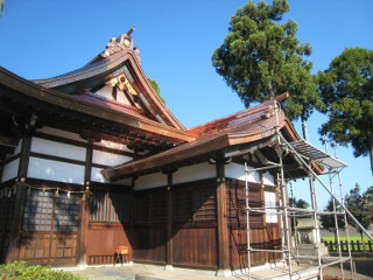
[324, 138, 344, 280]
[279, 133, 373, 241]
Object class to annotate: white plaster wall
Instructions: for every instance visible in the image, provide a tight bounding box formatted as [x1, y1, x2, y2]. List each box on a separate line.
[263, 171, 275, 186]
[91, 167, 108, 183]
[1, 158, 19, 183]
[264, 191, 278, 223]
[5, 139, 22, 160]
[92, 150, 132, 166]
[225, 162, 261, 184]
[91, 167, 131, 185]
[173, 162, 216, 185]
[31, 137, 86, 161]
[37, 126, 87, 143]
[135, 172, 167, 190]
[95, 85, 114, 100]
[95, 140, 133, 153]
[116, 89, 132, 106]
[28, 157, 84, 184]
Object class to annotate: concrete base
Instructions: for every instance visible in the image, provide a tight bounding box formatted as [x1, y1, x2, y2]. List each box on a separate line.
[164, 264, 173, 271]
[216, 269, 231, 277]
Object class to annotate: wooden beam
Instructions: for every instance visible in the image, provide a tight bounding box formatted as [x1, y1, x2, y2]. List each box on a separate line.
[77, 142, 93, 265]
[166, 172, 173, 269]
[216, 161, 230, 275]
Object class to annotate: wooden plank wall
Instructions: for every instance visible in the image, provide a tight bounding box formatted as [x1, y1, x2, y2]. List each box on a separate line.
[132, 180, 218, 269]
[226, 179, 281, 270]
[87, 190, 133, 265]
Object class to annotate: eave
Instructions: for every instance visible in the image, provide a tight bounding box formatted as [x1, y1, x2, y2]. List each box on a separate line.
[0, 67, 194, 144]
[102, 114, 284, 181]
[33, 48, 185, 130]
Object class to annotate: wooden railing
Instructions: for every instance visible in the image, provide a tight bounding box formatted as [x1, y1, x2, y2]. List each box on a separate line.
[324, 240, 373, 252]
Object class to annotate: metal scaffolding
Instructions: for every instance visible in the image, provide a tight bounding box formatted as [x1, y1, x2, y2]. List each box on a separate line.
[242, 101, 372, 280]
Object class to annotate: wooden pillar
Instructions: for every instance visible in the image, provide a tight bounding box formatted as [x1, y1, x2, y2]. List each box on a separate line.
[165, 171, 173, 270]
[6, 133, 32, 263]
[77, 141, 93, 266]
[216, 161, 230, 276]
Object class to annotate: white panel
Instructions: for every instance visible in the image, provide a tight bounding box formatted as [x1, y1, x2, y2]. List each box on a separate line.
[95, 85, 114, 100]
[92, 150, 132, 166]
[135, 173, 167, 190]
[31, 137, 86, 161]
[263, 171, 275, 186]
[116, 89, 132, 106]
[91, 167, 108, 183]
[37, 126, 87, 142]
[28, 157, 84, 184]
[1, 158, 19, 183]
[173, 162, 216, 185]
[95, 140, 134, 153]
[14, 139, 22, 154]
[5, 139, 22, 160]
[265, 191, 278, 223]
[225, 162, 260, 183]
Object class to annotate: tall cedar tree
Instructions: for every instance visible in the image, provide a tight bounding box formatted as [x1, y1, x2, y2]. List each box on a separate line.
[344, 184, 373, 240]
[212, 0, 323, 125]
[318, 48, 373, 175]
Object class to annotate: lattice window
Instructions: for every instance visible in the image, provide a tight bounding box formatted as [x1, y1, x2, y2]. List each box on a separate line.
[23, 189, 80, 232]
[23, 189, 53, 231]
[54, 194, 80, 231]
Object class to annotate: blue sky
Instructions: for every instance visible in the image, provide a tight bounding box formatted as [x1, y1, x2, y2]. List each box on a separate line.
[0, 0, 372, 208]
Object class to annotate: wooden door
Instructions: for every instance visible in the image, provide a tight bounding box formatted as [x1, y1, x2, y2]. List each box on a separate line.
[19, 189, 80, 266]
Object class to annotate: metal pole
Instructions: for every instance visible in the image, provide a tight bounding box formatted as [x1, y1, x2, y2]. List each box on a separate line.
[333, 143, 355, 280]
[309, 175, 323, 280]
[278, 133, 373, 241]
[324, 137, 344, 280]
[244, 162, 252, 280]
[274, 101, 292, 278]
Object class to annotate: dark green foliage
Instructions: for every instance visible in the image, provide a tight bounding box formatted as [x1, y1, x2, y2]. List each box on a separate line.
[289, 197, 309, 230]
[212, 0, 323, 121]
[344, 184, 373, 237]
[147, 78, 165, 103]
[0, 262, 88, 280]
[289, 197, 309, 209]
[320, 197, 345, 233]
[0, 0, 4, 16]
[318, 47, 373, 175]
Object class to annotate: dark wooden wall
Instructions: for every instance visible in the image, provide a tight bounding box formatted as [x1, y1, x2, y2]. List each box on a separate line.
[0, 177, 282, 271]
[0, 190, 16, 263]
[226, 179, 281, 270]
[87, 190, 133, 265]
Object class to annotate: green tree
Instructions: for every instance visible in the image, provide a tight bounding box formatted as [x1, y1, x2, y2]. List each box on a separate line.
[344, 184, 372, 240]
[147, 78, 165, 103]
[320, 197, 345, 233]
[318, 47, 373, 175]
[289, 197, 309, 209]
[212, 0, 324, 136]
[0, 0, 4, 16]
